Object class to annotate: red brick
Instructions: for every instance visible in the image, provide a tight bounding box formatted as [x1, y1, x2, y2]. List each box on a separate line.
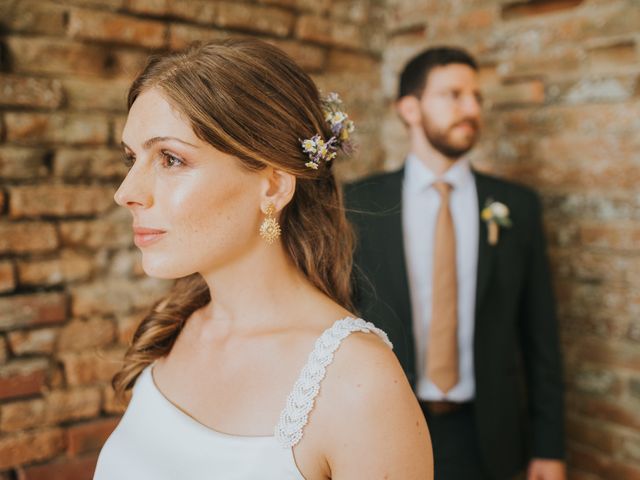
[109, 249, 145, 278]
[568, 444, 640, 480]
[566, 415, 619, 455]
[0, 428, 65, 470]
[53, 147, 128, 179]
[102, 384, 130, 414]
[579, 222, 640, 251]
[59, 216, 132, 250]
[60, 348, 125, 386]
[557, 75, 639, 105]
[18, 454, 98, 480]
[215, 2, 295, 37]
[498, 48, 582, 80]
[106, 48, 150, 80]
[430, 8, 497, 38]
[66, 418, 119, 455]
[550, 247, 632, 285]
[332, 0, 375, 24]
[0, 397, 46, 432]
[586, 41, 638, 75]
[387, 2, 441, 35]
[0, 337, 7, 364]
[17, 251, 94, 287]
[266, 39, 327, 73]
[0, 0, 68, 35]
[0, 74, 64, 109]
[7, 328, 57, 356]
[9, 185, 115, 219]
[67, 8, 167, 49]
[0, 222, 58, 254]
[570, 338, 640, 373]
[4, 113, 109, 145]
[296, 15, 365, 50]
[62, 0, 125, 7]
[568, 391, 640, 432]
[125, 0, 170, 15]
[116, 311, 144, 344]
[0, 292, 67, 331]
[0, 147, 49, 180]
[325, 50, 377, 73]
[45, 387, 102, 424]
[61, 77, 129, 112]
[0, 261, 16, 293]
[168, 0, 218, 25]
[278, 0, 330, 14]
[0, 359, 48, 400]
[6, 37, 112, 77]
[71, 277, 168, 316]
[57, 318, 116, 353]
[486, 80, 545, 108]
[501, 0, 584, 20]
[167, 23, 230, 51]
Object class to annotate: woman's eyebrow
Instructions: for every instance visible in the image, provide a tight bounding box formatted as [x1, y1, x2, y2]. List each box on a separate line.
[120, 137, 199, 151]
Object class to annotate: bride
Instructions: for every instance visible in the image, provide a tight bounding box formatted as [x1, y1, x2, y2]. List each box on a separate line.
[94, 38, 433, 480]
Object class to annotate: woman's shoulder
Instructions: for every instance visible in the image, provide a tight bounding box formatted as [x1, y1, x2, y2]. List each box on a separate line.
[298, 316, 409, 417]
[306, 318, 432, 477]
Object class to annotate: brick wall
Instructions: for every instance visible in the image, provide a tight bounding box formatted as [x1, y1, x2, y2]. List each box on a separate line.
[383, 0, 640, 479]
[0, 0, 384, 477]
[1, 0, 639, 478]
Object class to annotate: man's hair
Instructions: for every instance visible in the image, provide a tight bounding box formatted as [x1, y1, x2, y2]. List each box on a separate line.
[398, 46, 478, 99]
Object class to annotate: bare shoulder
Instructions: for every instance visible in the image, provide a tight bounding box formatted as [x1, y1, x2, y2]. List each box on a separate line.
[310, 328, 433, 479]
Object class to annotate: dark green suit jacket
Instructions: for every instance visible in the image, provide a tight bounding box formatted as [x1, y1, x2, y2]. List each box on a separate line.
[345, 168, 565, 479]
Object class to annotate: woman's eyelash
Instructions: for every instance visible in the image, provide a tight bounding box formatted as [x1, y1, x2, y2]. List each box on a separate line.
[161, 151, 184, 168]
[123, 153, 135, 168]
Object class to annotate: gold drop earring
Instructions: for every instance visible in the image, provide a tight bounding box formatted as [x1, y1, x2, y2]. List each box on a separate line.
[259, 203, 281, 244]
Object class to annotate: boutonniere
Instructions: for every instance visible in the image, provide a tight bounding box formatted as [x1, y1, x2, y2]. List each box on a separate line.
[481, 199, 512, 246]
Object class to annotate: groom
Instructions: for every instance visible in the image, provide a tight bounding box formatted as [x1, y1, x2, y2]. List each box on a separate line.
[345, 47, 566, 480]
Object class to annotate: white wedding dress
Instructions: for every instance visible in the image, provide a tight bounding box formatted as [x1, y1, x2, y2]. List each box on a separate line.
[94, 317, 392, 479]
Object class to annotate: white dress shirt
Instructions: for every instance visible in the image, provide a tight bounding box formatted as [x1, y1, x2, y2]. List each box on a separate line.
[402, 153, 479, 401]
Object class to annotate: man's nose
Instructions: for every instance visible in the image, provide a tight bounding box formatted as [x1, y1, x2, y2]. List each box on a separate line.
[461, 94, 482, 117]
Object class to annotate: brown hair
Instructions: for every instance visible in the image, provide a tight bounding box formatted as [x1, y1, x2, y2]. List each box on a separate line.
[113, 39, 355, 397]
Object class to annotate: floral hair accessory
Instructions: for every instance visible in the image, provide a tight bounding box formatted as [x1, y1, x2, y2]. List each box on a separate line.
[300, 92, 355, 170]
[481, 199, 512, 246]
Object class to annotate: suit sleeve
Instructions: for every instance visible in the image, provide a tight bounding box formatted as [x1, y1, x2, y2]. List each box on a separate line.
[519, 192, 565, 460]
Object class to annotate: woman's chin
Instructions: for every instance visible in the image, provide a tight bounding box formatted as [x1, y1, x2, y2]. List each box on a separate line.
[140, 259, 191, 280]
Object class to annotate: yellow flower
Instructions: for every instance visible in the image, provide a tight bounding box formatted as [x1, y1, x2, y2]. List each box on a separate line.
[302, 139, 316, 152]
[481, 207, 493, 221]
[305, 161, 319, 170]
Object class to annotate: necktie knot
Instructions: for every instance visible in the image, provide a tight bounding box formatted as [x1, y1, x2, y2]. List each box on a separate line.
[433, 181, 453, 200]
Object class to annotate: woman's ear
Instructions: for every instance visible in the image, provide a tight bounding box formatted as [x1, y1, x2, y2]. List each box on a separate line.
[260, 167, 296, 214]
[396, 96, 422, 126]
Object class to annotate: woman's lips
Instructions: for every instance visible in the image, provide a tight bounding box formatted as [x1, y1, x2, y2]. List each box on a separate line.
[133, 227, 166, 247]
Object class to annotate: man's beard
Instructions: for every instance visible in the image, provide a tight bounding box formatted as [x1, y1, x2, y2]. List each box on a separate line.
[423, 118, 479, 159]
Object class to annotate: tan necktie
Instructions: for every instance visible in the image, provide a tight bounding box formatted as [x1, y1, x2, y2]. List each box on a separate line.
[427, 181, 459, 394]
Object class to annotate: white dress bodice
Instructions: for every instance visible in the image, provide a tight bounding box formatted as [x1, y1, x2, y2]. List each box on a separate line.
[94, 317, 391, 479]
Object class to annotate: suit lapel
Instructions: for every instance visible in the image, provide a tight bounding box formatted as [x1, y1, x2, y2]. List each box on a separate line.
[473, 170, 496, 312]
[385, 169, 411, 312]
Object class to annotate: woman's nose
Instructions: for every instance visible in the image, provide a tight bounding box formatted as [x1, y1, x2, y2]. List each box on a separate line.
[114, 167, 154, 209]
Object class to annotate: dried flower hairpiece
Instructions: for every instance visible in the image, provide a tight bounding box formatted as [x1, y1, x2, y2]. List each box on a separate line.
[300, 92, 355, 170]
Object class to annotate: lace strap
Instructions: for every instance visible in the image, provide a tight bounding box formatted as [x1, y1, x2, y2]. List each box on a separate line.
[274, 317, 392, 448]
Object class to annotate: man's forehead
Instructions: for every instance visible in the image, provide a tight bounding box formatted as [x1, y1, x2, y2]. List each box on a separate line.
[424, 64, 479, 90]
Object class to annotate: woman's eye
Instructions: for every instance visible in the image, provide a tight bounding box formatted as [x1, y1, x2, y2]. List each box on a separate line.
[123, 153, 135, 168]
[161, 151, 184, 168]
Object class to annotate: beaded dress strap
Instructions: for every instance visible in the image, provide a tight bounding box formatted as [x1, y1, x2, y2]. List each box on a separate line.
[274, 317, 392, 448]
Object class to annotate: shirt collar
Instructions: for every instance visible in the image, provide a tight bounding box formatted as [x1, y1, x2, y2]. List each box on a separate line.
[404, 153, 473, 194]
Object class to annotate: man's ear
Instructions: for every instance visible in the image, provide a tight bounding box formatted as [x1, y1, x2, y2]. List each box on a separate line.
[396, 96, 422, 126]
[260, 167, 296, 214]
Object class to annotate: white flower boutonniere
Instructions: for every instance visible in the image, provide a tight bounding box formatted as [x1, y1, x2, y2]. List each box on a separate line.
[481, 199, 512, 246]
